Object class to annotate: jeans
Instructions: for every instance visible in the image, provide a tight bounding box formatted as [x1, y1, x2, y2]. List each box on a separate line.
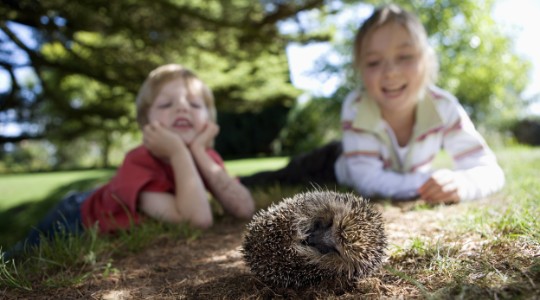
[3, 190, 93, 259]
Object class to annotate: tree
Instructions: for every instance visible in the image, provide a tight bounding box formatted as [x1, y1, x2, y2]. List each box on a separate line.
[0, 0, 335, 166]
[414, 0, 531, 123]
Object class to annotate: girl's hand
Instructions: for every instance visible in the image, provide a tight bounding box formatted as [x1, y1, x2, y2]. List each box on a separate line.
[143, 121, 187, 161]
[190, 121, 219, 150]
[418, 169, 461, 204]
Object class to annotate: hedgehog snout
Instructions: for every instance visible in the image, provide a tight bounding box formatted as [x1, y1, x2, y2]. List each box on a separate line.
[303, 218, 338, 255]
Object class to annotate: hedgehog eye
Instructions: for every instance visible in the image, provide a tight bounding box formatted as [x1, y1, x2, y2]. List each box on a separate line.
[313, 219, 323, 231]
[304, 218, 338, 255]
[313, 218, 333, 231]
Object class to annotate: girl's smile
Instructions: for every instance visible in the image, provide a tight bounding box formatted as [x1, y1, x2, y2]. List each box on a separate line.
[360, 22, 425, 117]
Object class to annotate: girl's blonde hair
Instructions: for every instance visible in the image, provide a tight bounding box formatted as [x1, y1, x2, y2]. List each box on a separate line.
[353, 4, 438, 89]
[135, 64, 216, 129]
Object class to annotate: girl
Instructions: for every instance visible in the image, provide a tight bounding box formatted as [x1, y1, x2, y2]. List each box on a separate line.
[242, 4, 505, 204]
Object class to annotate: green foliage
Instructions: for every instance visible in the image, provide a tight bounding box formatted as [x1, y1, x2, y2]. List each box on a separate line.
[509, 117, 540, 146]
[0, 141, 53, 173]
[215, 104, 291, 157]
[277, 93, 342, 155]
[418, 0, 531, 123]
[2, 0, 334, 163]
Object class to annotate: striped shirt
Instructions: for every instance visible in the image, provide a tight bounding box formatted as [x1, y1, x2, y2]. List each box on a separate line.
[334, 85, 505, 201]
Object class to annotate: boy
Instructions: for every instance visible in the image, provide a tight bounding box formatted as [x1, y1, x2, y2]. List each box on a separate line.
[6, 64, 255, 258]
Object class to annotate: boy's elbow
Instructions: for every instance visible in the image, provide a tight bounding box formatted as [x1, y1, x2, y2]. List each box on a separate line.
[220, 191, 255, 219]
[236, 204, 255, 220]
[175, 208, 213, 229]
[190, 215, 213, 229]
[236, 196, 256, 219]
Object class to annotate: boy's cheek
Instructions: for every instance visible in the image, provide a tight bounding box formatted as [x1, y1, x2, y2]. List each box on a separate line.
[202, 118, 212, 130]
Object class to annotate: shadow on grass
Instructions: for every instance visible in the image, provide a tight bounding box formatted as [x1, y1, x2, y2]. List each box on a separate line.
[0, 178, 105, 249]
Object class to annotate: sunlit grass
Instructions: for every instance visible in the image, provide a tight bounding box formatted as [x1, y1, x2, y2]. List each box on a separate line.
[225, 156, 288, 177]
[0, 170, 113, 210]
[383, 145, 540, 298]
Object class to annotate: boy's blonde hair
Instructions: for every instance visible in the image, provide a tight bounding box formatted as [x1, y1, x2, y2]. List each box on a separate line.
[136, 64, 217, 129]
[353, 4, 438, 90]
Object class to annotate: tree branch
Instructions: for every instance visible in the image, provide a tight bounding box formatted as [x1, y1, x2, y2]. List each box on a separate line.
[259, 0, 325, 26]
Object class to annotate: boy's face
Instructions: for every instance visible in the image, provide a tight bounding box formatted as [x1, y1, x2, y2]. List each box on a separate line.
[147, 78, 209, 145]
[359, 22, 425, 117]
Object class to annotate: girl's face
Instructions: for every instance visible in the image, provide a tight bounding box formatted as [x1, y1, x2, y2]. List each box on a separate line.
[147, 78, 209, 144]
[359, 22, 425, 117]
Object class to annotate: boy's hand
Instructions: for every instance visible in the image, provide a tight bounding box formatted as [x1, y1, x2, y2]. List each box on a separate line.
[418, 169, 460, 204]
[190, 121, 219, 150]
[143, 121, 187, 160]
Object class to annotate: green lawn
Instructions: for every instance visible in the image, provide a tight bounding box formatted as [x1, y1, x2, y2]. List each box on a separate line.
[0, 170, 114, 211]
[223, 156, 288, 177]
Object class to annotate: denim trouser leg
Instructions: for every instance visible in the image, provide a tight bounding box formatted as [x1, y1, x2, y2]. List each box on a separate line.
[23, 190, 93, 249]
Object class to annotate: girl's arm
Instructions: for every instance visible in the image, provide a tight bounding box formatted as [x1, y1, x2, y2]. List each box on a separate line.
[189, 122, 255, 219]
[139, 122, 213, 228]
[435, 105, 505, 201]
[337, 124, 430, 199]
[339, 151, 430, 200]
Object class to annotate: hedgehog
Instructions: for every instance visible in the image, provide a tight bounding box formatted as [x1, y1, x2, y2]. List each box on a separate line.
[241, 190, 387, 288]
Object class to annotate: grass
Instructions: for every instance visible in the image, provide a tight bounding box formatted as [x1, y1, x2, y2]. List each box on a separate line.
[0, 170, 114, 248]
[382, 145, 540, 298]
[1, 145, 539, 298]
[0, 169, 114, 210]
[224, 156, 288, 177]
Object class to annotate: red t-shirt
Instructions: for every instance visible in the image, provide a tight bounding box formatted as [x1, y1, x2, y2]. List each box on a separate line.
[81, 145, 225, 233]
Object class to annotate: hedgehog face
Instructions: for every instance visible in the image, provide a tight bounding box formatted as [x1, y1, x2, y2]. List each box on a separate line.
[303, 217, 338, 255]
[293, 195, 385, 279]
[294, 195, 349, 250]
